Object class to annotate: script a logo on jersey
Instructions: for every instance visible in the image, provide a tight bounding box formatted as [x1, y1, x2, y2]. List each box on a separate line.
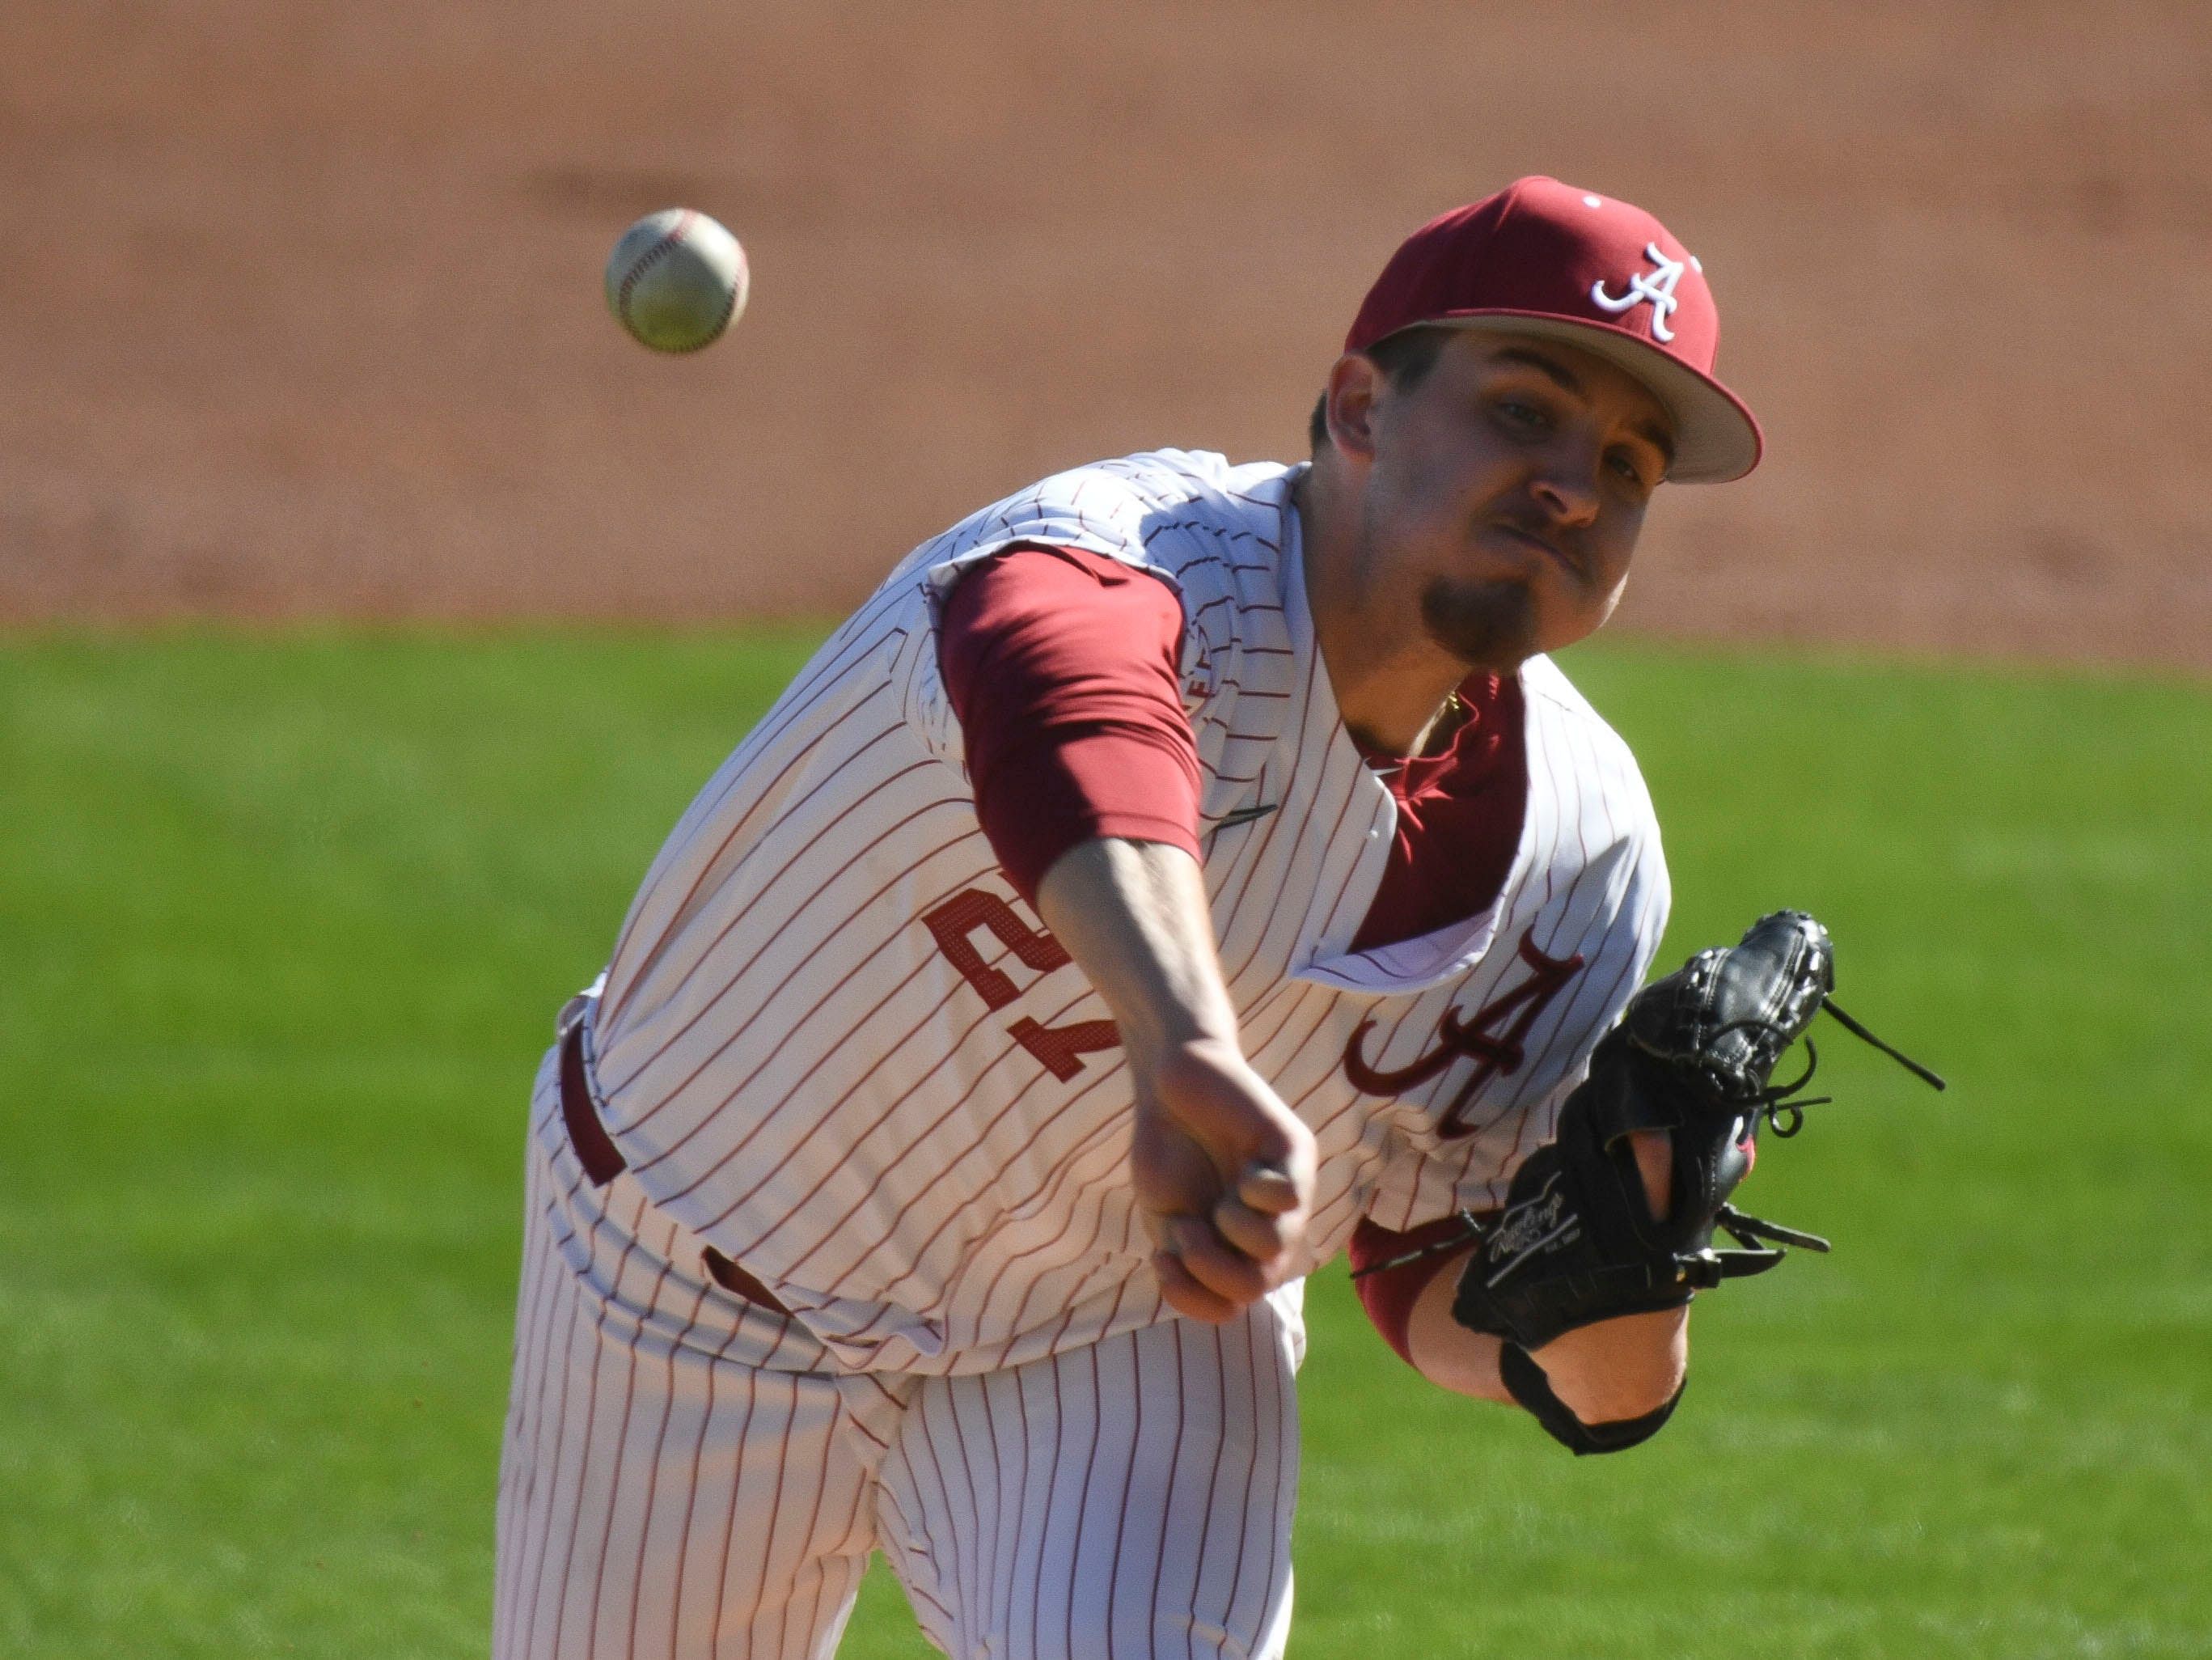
[1341, 928, 1584, 1139]
[1590, 242, 1689, 343]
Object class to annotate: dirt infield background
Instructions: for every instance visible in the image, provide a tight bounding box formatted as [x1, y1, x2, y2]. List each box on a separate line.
[3, 2, 2207, 667]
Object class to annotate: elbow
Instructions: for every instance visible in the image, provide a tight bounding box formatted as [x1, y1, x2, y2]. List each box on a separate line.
[1502, 1308, 1690, 1456]
[1527, 1302, 1686, 1422]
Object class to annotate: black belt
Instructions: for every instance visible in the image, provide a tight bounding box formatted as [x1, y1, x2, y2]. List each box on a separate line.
[557, 1017, 791, 1316]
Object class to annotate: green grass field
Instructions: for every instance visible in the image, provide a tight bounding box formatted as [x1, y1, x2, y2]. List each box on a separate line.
[4, 630, 2207, 1659]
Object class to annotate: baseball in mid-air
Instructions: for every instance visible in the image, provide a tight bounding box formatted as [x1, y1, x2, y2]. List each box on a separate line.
[603, 209, 749, 354]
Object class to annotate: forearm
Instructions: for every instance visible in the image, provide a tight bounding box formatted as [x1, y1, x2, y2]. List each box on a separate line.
[1405, 1248, 1689, 1422]
[1034, 836, 1237, 1061]
[1402, 1247, 1512, 1403]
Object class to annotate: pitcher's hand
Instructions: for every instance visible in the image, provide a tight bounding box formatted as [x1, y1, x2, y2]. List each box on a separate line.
[1131, 1036, 1315, 1323]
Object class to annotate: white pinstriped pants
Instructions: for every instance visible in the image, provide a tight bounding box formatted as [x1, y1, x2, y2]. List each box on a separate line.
[494, 1064, 1302, 1659]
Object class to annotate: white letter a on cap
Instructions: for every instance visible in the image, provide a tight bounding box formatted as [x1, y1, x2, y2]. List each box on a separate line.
[1591, 243, 1685, 342]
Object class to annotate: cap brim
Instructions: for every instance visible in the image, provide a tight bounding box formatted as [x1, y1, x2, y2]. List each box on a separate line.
[1408, 311, 1764, 484]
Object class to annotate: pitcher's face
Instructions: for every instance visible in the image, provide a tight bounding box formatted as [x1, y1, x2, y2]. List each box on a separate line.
[1344, 328, 1676, 669]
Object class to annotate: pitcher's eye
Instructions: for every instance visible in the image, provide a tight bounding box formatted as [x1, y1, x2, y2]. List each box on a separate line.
[1607, 447, 1662, 492]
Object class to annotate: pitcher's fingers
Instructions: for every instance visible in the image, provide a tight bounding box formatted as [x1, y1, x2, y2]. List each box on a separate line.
[1163, 1214, 1270, 1307]
[1237, 1162, 1309, 1216]
[1212, 1194, 1300, 1268]
[1137, 1206, 1173, 1252]
[1153, 1251, 1237, 1324]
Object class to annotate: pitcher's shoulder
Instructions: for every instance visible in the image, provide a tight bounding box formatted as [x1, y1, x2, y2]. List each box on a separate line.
[897, 451, 1298, 646]
[1025, 451, 1300, 597]
[1517, 654, 1661, 834]
[910, 447, 1282, 549]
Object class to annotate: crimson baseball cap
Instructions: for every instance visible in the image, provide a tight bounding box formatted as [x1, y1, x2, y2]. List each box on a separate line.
[1345, 176, 1762, 482]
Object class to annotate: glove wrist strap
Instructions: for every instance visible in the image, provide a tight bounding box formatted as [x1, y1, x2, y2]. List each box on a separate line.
[1498, 1341, 1683, 1457]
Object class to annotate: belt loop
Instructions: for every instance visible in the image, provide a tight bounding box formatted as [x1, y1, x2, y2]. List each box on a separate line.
[702, 1247, 795, 1317]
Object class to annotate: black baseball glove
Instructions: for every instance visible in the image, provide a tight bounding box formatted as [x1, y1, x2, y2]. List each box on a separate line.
[1447, 909, 1943, 1353]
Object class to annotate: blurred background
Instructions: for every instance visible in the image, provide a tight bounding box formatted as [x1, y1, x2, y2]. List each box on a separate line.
[4, 0, 2210, 661]
[3, 5, 2208, 1658]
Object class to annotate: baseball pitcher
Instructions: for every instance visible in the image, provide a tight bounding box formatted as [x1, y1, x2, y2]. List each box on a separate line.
[493, 176, 1932, 1659]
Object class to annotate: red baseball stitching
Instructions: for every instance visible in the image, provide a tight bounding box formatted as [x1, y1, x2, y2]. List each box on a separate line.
[617, 209, 731, 345]
[703, 265, 740, 344]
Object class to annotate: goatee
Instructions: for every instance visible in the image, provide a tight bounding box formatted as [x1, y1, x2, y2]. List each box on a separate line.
[1419, 575, 1538, 670]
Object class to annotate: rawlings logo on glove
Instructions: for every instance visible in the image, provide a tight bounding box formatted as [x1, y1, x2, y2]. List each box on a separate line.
[1485, 1171, 1580, 1264]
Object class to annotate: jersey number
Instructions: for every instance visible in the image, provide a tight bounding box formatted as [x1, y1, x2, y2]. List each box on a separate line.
[921, 888, 1122, 1082]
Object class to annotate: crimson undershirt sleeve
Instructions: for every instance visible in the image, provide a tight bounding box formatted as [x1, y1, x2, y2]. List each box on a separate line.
[1347, 1215, 1478, 1367]
[937, 545, 1202, 906]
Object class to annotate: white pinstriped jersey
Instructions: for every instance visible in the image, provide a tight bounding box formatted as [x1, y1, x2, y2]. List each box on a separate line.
[572, 449, 1669, 1376]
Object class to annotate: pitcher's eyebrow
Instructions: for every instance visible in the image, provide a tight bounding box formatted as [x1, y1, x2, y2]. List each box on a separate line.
[1492, 346, 1581, 393]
